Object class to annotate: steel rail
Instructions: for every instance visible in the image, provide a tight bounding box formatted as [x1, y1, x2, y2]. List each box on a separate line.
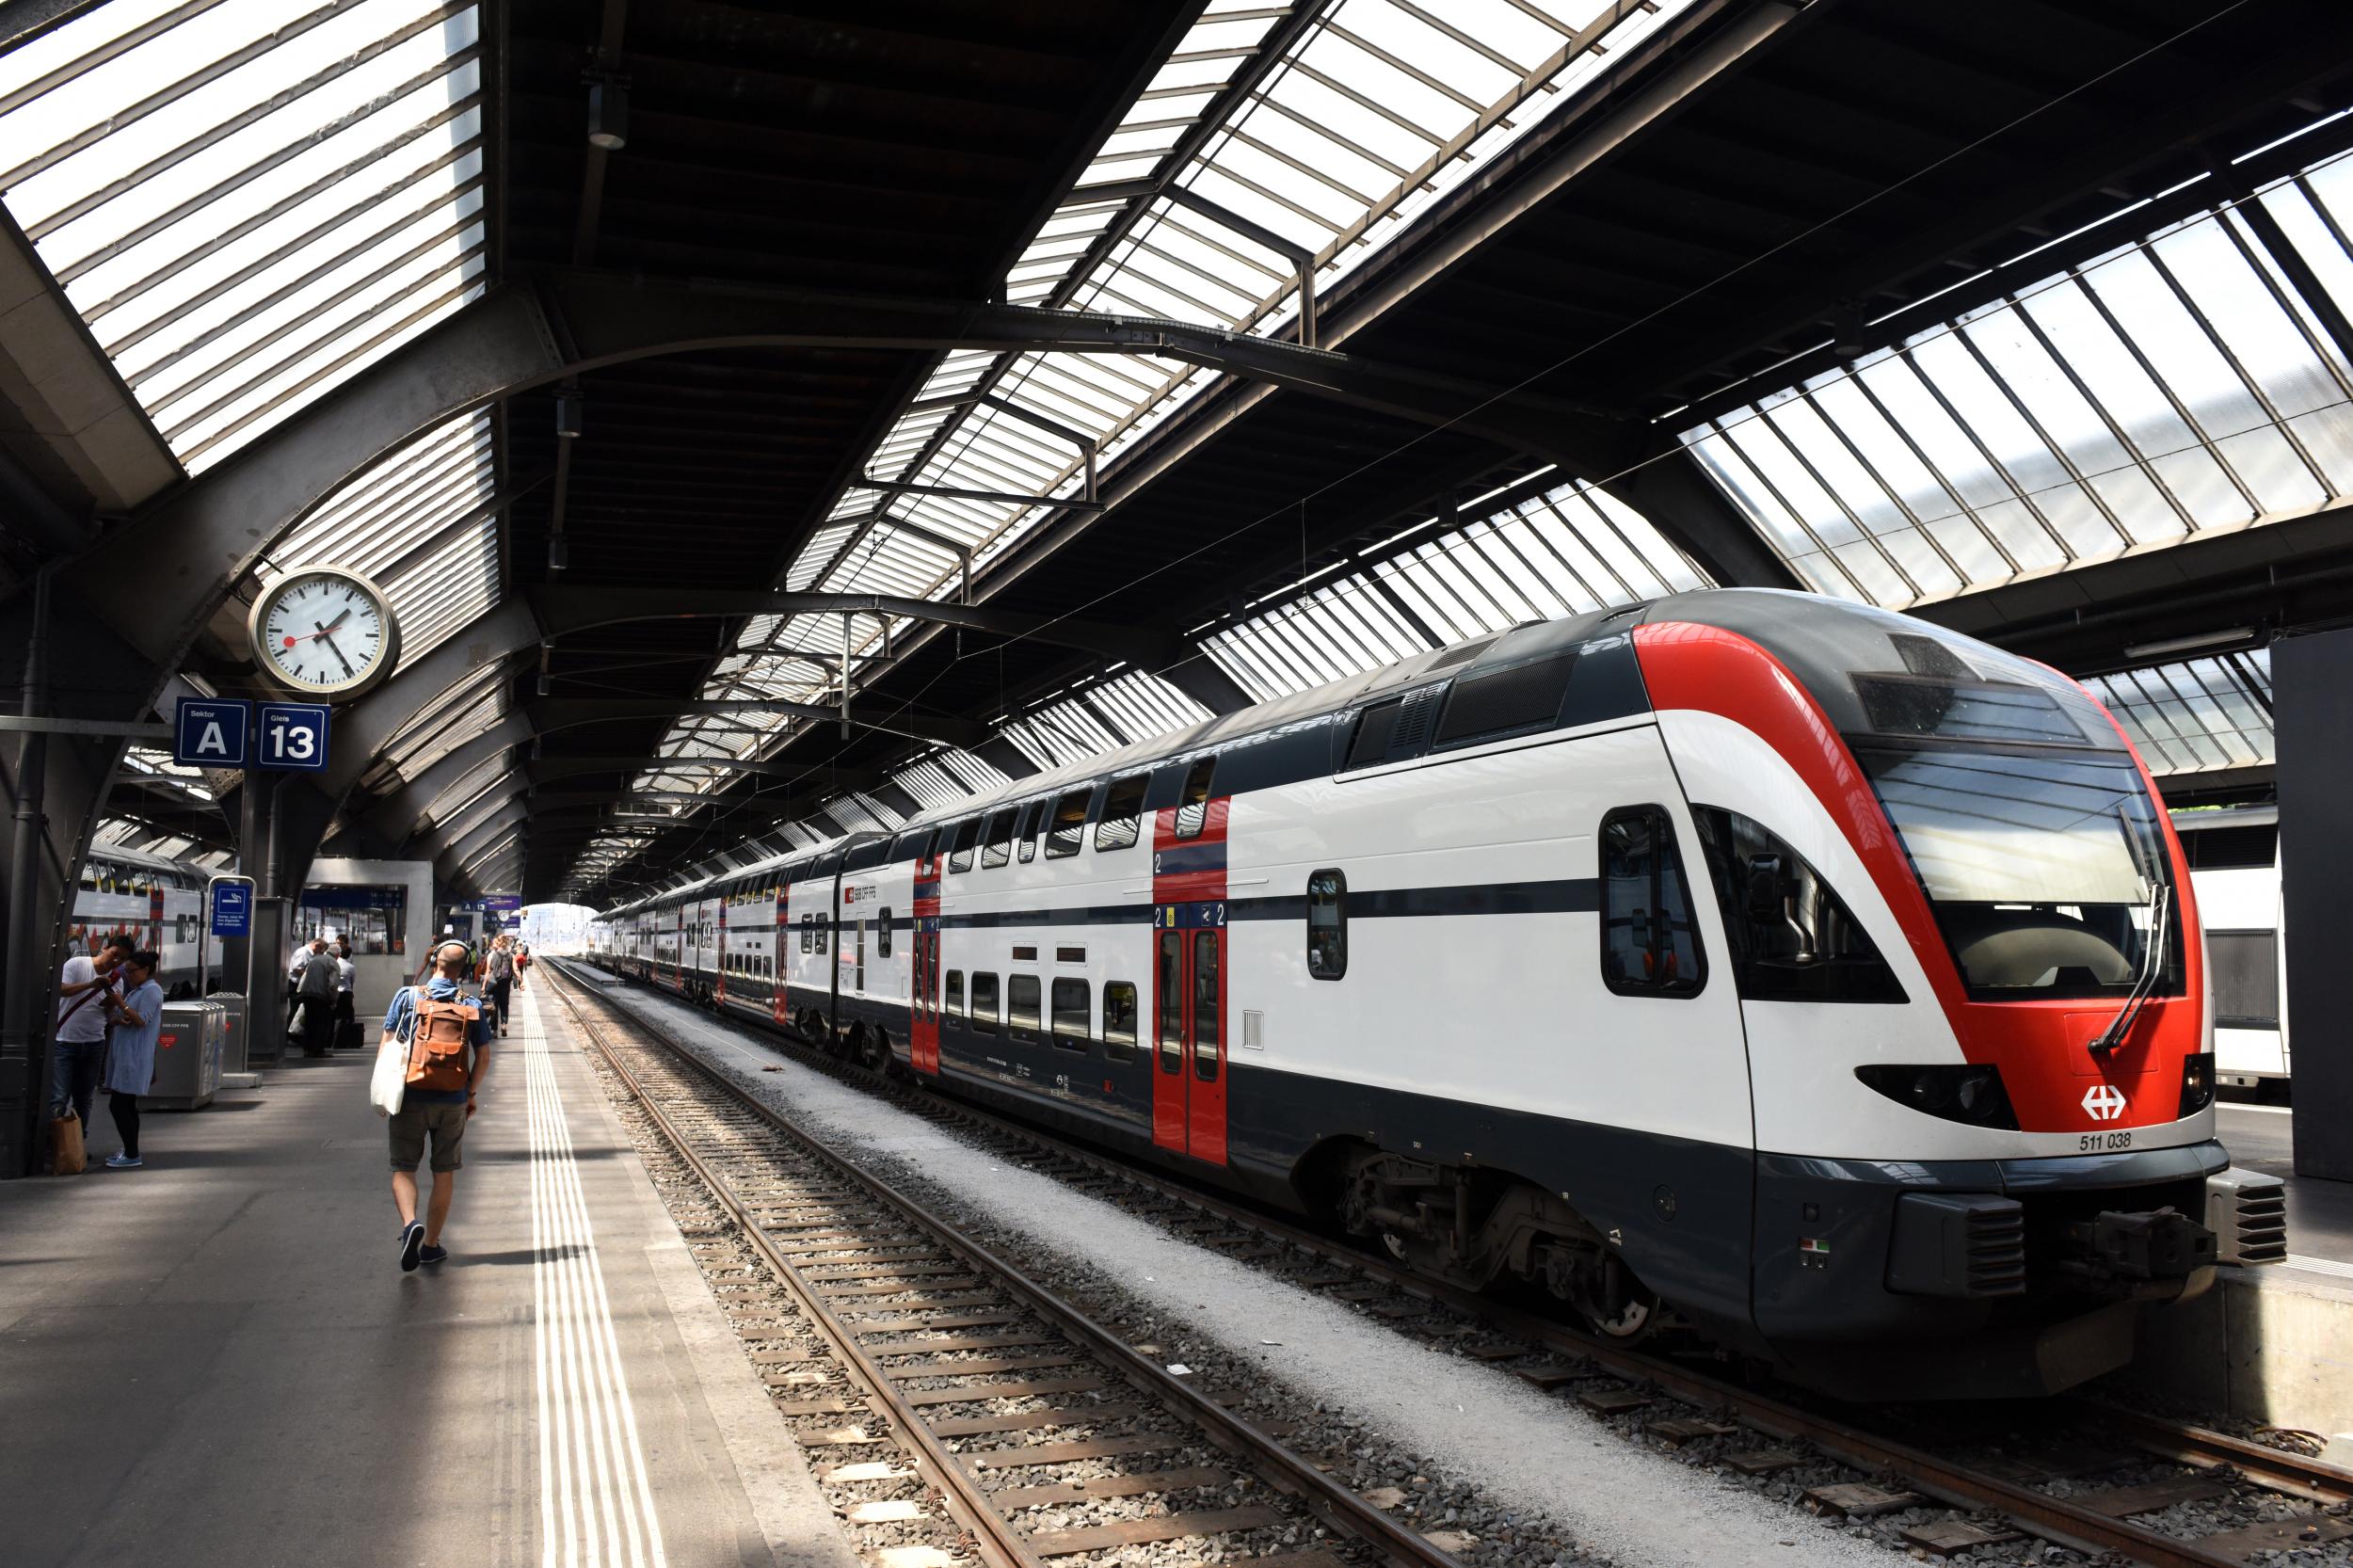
[545, 963, 1473, 1568]
[547, 970, 1046, 1568]
[560, 961, 2351, 1568]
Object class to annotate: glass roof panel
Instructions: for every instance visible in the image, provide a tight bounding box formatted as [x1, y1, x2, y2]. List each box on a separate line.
[263, 410, 497, 672]
[1683, 139, 2353, 610]
[0, 0, 488, 473]
[2084, 649, 2273, 776]
[578, 0, 1700, 887]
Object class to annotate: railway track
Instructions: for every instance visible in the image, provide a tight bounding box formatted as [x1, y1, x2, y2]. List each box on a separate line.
[552, 960, 2353, 1568]
[540, 961, 1472, 1568]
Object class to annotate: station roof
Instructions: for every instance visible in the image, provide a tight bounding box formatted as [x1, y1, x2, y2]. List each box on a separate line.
[0, 0, 2345, 902]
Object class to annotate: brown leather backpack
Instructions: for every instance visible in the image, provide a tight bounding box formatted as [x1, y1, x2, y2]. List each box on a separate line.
[402, 993, 478, 1093]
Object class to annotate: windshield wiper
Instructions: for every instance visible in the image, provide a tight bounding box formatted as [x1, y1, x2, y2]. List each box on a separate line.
[2089, 881, 2170, 1057]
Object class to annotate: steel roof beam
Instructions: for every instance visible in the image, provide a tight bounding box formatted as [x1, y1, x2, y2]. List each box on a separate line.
[528, 755, 878, 789]
[525, 696, 985, 749]
[530, 583, 1176, 670]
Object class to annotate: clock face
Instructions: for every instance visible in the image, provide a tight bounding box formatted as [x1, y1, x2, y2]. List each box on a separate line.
[250, 568, 398, 697]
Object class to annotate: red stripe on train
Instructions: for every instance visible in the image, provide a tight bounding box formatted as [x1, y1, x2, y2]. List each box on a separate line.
[1631, 620, 2203, 1135]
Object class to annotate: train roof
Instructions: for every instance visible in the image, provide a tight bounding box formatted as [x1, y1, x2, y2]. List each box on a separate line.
[599, 590, 2107, 920]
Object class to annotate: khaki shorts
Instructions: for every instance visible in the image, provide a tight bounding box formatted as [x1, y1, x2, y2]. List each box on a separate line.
[388, 1099, 468, 1173]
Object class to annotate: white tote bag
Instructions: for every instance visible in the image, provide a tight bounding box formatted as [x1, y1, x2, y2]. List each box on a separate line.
[369, 990, 416, 1118]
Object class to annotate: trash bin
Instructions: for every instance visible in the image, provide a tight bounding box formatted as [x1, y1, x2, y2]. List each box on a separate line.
[208, 991, 249, 1075]
[144, 1000, 227, 1111]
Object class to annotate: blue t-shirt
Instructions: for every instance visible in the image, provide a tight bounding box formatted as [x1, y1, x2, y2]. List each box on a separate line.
[384, 978, 494, 1105]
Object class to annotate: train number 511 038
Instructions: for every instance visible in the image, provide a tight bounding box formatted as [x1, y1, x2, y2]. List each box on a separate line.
[2079, 1130, 2134, 1152]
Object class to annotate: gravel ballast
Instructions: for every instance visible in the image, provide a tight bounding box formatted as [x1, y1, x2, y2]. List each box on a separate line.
[616, 986, 1914, 1568]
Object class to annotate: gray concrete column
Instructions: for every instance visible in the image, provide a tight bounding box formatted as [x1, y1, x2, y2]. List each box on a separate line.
[2275, 628, 2353, 1182]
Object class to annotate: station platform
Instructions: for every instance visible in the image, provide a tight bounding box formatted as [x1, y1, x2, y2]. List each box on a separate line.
[0, 984, 858, 1568]
[2123, 1104, 2353, 1441]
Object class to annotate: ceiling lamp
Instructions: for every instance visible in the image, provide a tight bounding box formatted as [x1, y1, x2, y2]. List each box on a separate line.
[587, 81, 629, 152]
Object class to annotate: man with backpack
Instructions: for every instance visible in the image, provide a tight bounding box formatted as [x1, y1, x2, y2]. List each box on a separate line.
[382, 942, 495, 1272]
[293, 937, 339, 1058]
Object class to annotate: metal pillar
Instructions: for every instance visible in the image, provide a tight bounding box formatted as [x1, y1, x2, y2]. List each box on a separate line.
[2276, 628, 2353, 1182]
[0, 567, 53, 1176]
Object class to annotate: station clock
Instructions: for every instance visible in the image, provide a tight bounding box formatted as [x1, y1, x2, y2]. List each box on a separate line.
[246, 565, 401, 701]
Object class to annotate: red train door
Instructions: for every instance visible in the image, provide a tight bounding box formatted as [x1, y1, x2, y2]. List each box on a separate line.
[911, 854, 941, 1074]
[1148, 795, 1229, 1164]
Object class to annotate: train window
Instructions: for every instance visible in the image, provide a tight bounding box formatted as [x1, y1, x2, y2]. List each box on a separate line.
[1016, 800, 1042, 863]
[878, 909, 893, 959]
[1045, 789, 1092, 858]
[2207, 930, 2280, 1028]
[1057, 945, 1085, 964]
[800, 915, 812, 954]
[1599, 807, 1706, 998]
[970, 971, 1000, 1032]
[2178, 823, 2278, 871]
[1174, 758, 1216, 839]
[1306, 869, 1347, 980]
[1690, 808, 1905, 1003]
[1157, 931, 1183, 1074]
[1193, 931, 1220, 1080]
[814, 917, 828, 956]
[893, 828, 935, 862]
[981, 808, 1016, 870]
[948, 818, 979, 873]
[1051, 978, 1091, 1052]
[1096, 775, 1149, 852]
[946, 968, 965, 1017]
[1103, 982, 1139, 1062]
[1013, 945, 1037, 961]
[1007, 974, 1041, 1040]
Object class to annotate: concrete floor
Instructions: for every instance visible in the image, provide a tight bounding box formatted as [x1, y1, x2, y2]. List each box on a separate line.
[0, 984, 859, 1568]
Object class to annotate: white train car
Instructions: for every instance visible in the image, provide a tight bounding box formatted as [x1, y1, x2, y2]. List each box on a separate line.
[597, 589, 2272, 1400]
[71, 844, 223, 997]
[2169, 805, 2285, 1090]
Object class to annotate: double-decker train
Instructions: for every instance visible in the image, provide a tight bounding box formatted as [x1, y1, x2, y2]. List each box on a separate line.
[593, 588, 2279, 1399]
[71, 844, 223, 997]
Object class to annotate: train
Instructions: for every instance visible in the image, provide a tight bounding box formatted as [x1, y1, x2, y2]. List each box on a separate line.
[591, 587, 2282, 1399]
[2169, 806, 2285, 1093]
[70, 843, 225, 998]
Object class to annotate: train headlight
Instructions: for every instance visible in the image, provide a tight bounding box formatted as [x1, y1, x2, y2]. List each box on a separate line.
[2178, 1051, 2216, 1118]
[1855, 1064, 2019, 1130]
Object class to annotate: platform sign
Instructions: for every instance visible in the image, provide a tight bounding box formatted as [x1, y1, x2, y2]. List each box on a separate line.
[255, 702, 330, 772]
[476, 895, 522, 913]
[209, 882, 252, 938]
[173, 698, 251, 768]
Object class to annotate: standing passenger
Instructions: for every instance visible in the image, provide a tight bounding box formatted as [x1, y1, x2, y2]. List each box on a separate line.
[484, 936, 515, 1039]
[383, 943, 495, 1271]
[52, 933, 134, 1149]
[100, 952, 165, 1169]
[293, 937, 338, 1057]
[334, 938, 359, 1051]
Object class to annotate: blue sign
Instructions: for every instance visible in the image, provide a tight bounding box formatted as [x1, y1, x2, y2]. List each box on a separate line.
[477, 895, 522, 912]
[173, 698, 251, 768]
[255, 702, 330, 772]
[209, 882, 251, 938]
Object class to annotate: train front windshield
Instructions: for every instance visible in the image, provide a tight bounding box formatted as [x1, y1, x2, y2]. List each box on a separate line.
[1858, 743, 2177, 1000]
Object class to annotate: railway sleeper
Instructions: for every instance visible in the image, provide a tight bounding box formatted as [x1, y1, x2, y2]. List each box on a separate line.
[1337, 1148, 1661, 1340]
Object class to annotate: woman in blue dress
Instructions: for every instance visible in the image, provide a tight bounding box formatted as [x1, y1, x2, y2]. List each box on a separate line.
[101, 951, 165, 1170]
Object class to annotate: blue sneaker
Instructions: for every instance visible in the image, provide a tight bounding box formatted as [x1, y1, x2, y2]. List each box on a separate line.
[104, 1152, 142, 1169]
[419, 1243, 448, 1266]
[399, 1221, 425, 1272]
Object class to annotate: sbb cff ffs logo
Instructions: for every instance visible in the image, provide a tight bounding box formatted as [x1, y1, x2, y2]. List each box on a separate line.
[2081, 1082, 2128, 1121]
